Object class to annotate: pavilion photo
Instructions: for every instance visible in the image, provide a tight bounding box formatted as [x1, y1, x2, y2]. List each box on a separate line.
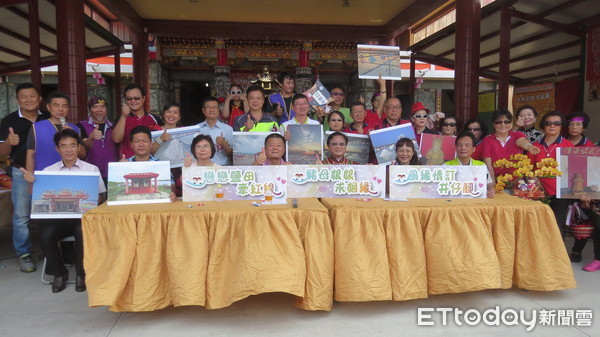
[30, 171, 101, 219]
[107, 161, 172, 205]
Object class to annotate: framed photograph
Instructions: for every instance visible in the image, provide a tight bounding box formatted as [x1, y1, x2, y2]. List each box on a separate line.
[151, 125, 200, 168]
[31, 171, 101, 219]
[107, 161, 172, 205]
[286, 124, 323, 164]
[232, 132, 277, 165]
[369, 123, 416, 165]
[357, 44, 402, 80]
[324, 131, 371, 164]
[557, 147, 600, 199]
[419, 133, 456, 165]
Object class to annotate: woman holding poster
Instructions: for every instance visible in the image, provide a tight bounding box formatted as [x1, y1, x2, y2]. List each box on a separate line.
[184, 135, 219, 167]
[390, 138, 419, 165]
[529, 111, 574, 237]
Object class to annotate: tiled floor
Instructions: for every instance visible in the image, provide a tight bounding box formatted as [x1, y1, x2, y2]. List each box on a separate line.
[0, 226, 598, 337]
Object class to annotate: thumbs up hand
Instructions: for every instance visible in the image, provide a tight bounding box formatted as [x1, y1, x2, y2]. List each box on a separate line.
[216, 132, 226, 147]
[254, 147, 267, 165]
[91, 124, 103, 140]
[121, 104, 130, 118]
[19, 167, 35, 184]
[160, 129, 171, 142]
[315, 153, 323, 165]
[244, 117, 255, 132]
[119, 154, 127, 162]
[183, 152, 193, 167]
[7, 127, 19, 146]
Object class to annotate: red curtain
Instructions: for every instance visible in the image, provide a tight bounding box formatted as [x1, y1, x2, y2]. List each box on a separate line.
[555, 77, 580, 114]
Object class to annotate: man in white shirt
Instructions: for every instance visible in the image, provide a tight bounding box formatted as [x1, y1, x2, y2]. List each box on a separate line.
[281, 94, 320, 138]
[22, 129, 105, 293]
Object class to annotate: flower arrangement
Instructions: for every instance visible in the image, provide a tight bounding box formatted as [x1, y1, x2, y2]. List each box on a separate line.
[493, 154, 562, 200]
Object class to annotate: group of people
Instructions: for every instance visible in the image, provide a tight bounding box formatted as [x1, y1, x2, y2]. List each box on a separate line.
[1, 76, 599, 296]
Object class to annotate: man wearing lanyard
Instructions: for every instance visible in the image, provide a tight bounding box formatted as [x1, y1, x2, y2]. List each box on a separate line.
[267, 72, 296, 124]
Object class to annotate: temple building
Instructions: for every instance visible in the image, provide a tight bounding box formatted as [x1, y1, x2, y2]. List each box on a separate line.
[0, 0, 599, 139]
[123, 172, 160, 194]
[32, 188, 89, 213]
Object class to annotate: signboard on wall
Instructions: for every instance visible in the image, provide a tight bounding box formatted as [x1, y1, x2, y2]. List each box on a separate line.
[586, 24, 600, 81]
[512, 83, 555, 117]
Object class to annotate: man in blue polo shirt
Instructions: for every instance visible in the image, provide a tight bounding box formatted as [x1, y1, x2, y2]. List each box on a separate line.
[197, 96, 233, 166]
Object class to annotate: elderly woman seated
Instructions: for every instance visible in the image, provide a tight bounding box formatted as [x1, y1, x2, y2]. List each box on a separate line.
[184, 134, 219, 167]
[253, 133, 289, 165]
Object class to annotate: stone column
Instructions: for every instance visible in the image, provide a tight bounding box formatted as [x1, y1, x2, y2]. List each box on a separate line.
[212, 39, 231, 98]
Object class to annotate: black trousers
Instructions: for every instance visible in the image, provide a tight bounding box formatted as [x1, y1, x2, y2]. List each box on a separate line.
[548, 196, 570, 238]
[572, 212, 600, 260]
[39, 219, 84, 277]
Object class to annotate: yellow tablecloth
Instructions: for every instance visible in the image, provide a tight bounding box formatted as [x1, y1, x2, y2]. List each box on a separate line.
[82, 198, 333, 311]
[321, 193, 576, 302]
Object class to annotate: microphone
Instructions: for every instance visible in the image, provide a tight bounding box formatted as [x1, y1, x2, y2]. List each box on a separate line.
[59, 117, 67, 127]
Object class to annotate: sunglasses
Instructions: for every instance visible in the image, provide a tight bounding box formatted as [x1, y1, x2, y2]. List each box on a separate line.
[544, 121, 562, 126]
[230, 90, 242, 95]
[125, 96, 142, 101]
[494, 120, 512, 125]
[442, 122, 457, 127]
[332, 92, 345, 97]
[412, 114, 427, 119]
[467, 127, 481, 132]
[330, 142, 346, 146]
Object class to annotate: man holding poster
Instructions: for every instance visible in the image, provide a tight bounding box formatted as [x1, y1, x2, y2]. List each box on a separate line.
[376, 97, 411, 130]
[22, 129, 105, 293]
[280, 94, 320, 135]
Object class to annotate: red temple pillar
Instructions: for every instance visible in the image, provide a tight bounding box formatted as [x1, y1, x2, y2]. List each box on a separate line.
[454, 0, 481, 120]
[409, 53, 416, 106]
[299, 49, 309, 68]
[55, 0, 87, 122]
[296, 42, 313, 94]
[217, 44, 228, 67]
[28, 0, 42, 90]
[132, 31, 150, 112]
[125, 179, 129, 194]
[154, 177, 158, 193]
[498, 5, 511, 110]
[114, 51, 122, 115]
